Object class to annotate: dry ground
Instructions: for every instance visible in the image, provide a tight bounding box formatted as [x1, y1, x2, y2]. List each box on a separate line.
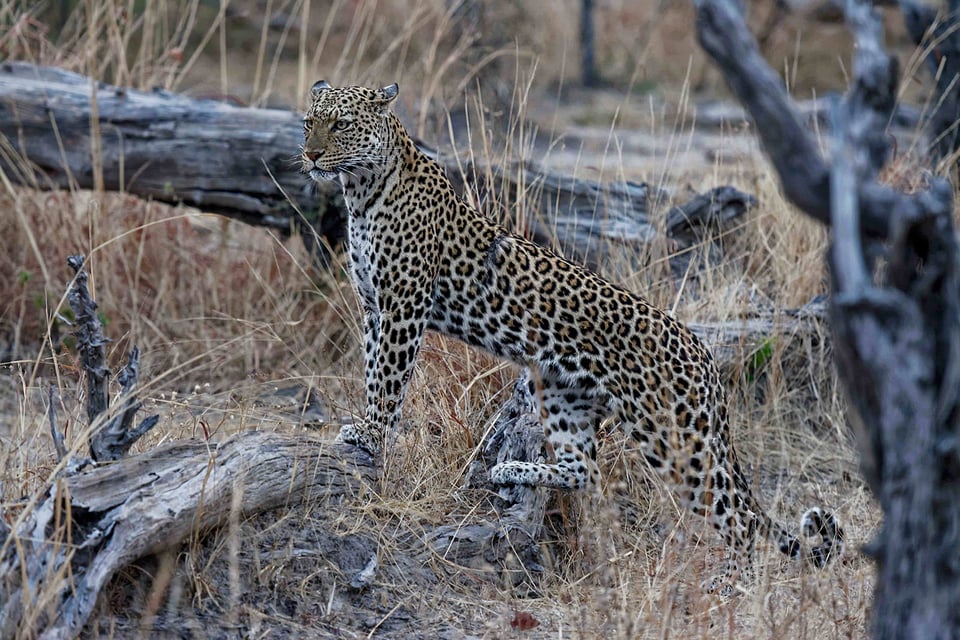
[1, 0, 934, 637]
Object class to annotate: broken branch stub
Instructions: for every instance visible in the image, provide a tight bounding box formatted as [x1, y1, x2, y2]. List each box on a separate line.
[66, 255, 110, 428]
[89, 346, 160, 462]
[65, 255, 158, 462]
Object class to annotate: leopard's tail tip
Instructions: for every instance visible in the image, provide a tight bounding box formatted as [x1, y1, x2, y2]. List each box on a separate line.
[800, 507, 845, 567]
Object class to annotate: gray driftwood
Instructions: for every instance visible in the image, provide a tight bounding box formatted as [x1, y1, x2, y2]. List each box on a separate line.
[0, 61, 753, 269]
[696, 0, 960, 637]
[0, 434, 375, 639]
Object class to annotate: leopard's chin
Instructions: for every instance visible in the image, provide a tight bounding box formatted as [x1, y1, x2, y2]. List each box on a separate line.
[309, 168, 339, 182]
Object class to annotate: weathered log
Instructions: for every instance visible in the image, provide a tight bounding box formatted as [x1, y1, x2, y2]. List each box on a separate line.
[458, 157, 756, 268]
[0, 434, 371, 639]
[696, 0, 960, 637]
[0, 372, 552, 640]
[0, 61, 753, 270]
[0, 61, 346, 257]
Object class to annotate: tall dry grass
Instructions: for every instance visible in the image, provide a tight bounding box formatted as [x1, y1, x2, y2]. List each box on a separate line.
[0, 0, 877, 637]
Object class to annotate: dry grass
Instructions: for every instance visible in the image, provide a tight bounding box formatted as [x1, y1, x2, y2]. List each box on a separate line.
[0, 0, 885, 637]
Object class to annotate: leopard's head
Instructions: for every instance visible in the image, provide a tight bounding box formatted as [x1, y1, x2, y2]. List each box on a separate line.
[301, 81, 399, 182]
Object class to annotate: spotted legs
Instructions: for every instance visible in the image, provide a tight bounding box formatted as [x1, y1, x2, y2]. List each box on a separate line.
[490, 376, 607, 490]
[338, 292, 431, 456]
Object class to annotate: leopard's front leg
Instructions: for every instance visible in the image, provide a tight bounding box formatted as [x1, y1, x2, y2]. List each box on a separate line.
[338, 307, 382, 453]
[338, 251, 435, 456]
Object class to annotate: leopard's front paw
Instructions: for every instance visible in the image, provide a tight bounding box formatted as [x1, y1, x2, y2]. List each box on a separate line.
[336, 421, 382, 456]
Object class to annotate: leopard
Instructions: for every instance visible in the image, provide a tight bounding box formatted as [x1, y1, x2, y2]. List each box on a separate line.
[300, 80, 844, 593]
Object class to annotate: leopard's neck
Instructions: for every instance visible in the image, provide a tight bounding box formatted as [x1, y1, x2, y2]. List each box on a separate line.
[338, 119, 417, 218]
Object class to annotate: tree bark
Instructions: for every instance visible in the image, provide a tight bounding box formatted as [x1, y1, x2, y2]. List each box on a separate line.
[695, 0, 960, 637]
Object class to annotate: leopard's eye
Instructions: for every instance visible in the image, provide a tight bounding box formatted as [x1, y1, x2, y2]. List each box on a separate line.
[331, 119, 352, 132]
[302, 117, 314, 132]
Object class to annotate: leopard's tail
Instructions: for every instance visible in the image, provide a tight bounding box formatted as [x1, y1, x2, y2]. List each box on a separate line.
[766, 507, 845, 567]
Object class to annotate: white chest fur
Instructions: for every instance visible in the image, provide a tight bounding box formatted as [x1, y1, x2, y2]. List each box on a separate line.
[348, 214, 378, 313]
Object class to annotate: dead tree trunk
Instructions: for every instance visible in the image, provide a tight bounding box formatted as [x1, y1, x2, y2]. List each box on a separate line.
[695, 0, 960, 637]
[0, 61, 753, 270]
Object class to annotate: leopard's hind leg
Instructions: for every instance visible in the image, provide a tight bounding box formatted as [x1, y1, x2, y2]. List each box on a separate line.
[490, 375, 609, 490]
[621, 398, 762, 594]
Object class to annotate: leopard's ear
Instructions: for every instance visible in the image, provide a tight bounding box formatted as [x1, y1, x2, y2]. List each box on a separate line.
[376, 83, 399, 108]
[311, 80, 332, 99]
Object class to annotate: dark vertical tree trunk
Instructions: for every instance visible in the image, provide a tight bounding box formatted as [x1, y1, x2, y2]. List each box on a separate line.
[694, 0, 960, 637]
[900, 0, 960, 171]
[581, 0, 599, 87]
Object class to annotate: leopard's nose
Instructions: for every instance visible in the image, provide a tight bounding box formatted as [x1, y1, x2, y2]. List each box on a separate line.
[304, 150, 322, 162]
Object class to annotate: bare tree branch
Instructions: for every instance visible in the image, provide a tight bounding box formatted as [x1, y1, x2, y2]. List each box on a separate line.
[694, 0, 900, 238]
[47, 386, 67, 462]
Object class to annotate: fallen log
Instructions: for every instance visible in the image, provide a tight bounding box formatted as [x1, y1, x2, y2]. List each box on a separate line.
[0, 365, 551, 640]
[0, 434, 376, 639]
[0, 61, 754, 269]
[0, 62, 334, 234]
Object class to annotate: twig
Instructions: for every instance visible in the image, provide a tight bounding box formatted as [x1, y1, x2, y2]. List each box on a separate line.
[47, 386, 67, 461]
